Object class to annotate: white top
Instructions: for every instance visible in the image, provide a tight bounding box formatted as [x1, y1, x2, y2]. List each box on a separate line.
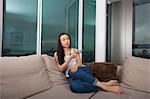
[64, 55, 77, 77]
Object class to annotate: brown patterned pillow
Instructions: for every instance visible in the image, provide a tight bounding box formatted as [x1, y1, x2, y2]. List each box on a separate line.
[88, 62, 118, 82]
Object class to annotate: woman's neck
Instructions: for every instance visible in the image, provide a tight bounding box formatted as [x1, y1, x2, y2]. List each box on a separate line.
[63, 48, 71, 54]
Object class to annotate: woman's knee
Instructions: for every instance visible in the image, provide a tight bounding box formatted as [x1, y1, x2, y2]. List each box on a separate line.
[69, 81, 82, 93]
[69, 79, 99, 93]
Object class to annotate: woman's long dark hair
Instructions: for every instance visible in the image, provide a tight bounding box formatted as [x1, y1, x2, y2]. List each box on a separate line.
[57, 33, 71, 65]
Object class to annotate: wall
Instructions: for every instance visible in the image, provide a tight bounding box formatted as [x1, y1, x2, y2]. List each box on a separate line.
[95, 0, 106, 62]
[0, 0, 3, 56]
[125, 0, 132, 57]
[111, 0, 132, 64]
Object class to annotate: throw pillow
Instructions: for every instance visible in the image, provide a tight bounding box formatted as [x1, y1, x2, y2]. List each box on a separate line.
[88, 62, 118, 82]
[122, 56, 150, 93]
[42, 54, 68, 85]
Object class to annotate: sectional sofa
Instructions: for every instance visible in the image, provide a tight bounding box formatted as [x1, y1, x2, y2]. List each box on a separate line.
[0, 54, 150, 99]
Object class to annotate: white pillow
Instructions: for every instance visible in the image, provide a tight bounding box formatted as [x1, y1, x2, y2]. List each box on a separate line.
[122, 56, 150, 93]
[0, 54, 52, 99]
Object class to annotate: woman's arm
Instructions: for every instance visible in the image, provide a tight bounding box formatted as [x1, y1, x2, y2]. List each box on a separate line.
[54, 52, 75, 72]
[69, 53, 83, 73]
[75, 53, 83, 67]
[73, 48, 82, 67]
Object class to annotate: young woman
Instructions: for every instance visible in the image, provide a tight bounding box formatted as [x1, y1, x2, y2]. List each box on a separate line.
[54, 32, 124, 94]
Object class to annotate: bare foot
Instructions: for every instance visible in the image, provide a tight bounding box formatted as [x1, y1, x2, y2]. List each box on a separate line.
[102, 80, 119, 86]
[103, 85, 124, 94]
[96, 81, 124, 94]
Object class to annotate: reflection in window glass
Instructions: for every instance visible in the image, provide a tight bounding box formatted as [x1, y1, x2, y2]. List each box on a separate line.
[2, 0, 38, 56]
[82, 0, 96, 63]
[133, 1, 150, 59]
[42, 0, 78, 56]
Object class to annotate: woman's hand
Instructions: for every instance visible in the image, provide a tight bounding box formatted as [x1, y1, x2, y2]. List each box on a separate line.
[70, 64, 78, 73]
[69, 52, 77, 59]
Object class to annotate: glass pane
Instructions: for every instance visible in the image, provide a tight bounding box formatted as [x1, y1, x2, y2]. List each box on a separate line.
[42, 0, 78, 56]
[82, 0, 96, 63]
[2, 0, 38, 56]
[133, 1, 150, 59]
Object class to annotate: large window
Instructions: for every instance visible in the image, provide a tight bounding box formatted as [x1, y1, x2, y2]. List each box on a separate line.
[2, 0, 38, 56]
[82, 0, 96, 63]
[42, 0, 78, 56]
[2, 0, 78, 56]
[132, 0, 150, 59]
[2, 0, 106, 62]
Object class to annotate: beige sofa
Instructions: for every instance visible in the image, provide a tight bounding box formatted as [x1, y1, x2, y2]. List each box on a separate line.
[0, 54, 150, 99]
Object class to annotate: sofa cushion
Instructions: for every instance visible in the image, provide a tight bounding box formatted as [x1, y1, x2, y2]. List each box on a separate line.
[122, 56, 150, 93]
[0, 54, 52, 99]
[91, 83, 150, 99]
[42, 54, 68, 85]
[42, 54, 59, 71]
[26, 84, 94, 99]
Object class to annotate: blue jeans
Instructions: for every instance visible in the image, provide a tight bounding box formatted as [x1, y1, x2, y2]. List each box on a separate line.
[68, 66, 99, 93]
